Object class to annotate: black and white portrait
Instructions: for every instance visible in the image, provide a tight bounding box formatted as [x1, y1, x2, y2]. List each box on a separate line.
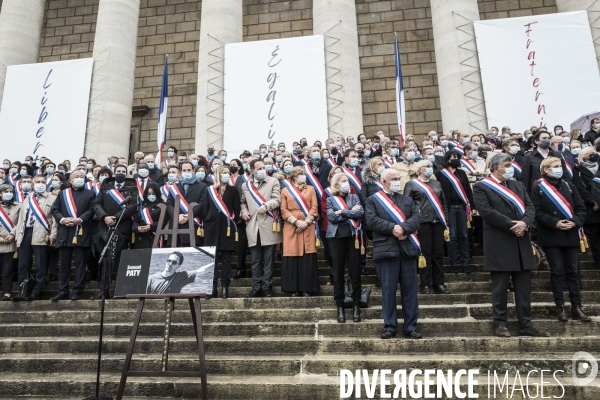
[145, 247, 215, 295]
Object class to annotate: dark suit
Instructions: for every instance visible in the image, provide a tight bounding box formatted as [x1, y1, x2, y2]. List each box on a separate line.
[521, 148, 563, 194]
[52, 187, 96, 295]
[132, 201, 164, 249]
[201, 185, 241, 289]
[166, 181, 207, 246]
[473, 178, 535, 328]
[531, 178, 586, 307]
[365, 191, 421, 335]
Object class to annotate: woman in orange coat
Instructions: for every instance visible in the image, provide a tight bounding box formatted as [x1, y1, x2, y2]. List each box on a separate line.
[280, 166, 320, 296]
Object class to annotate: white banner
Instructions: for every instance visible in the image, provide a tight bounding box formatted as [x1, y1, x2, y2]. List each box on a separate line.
[224, 35, 328, 156]
[0, 58, 93, 164]
[474, 11, 600, 130]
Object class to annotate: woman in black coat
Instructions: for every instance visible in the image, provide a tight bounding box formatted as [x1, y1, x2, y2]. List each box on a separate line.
[435, 150, 475, 274]
[132, 183, 165, 249]
[530, 156, 591, 322]
[201, 165, 241, 299]
[574, 147, 600, 269]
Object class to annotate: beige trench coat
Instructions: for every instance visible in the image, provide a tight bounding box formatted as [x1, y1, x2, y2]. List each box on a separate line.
[240, 175, 282, 247]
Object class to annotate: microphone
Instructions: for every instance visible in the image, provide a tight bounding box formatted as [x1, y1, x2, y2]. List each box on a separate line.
[118, 196, 131, 206]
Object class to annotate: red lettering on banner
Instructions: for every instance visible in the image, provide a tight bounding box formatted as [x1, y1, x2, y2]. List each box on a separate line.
[525, 21, 545, 127]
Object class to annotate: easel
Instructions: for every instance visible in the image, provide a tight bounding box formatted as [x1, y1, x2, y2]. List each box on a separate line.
[116, 195, 208, 400]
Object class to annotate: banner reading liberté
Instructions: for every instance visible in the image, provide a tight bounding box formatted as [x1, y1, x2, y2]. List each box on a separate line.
[474, 11, 600, 130]
[0, 58, 93, 164]
[223, 35, 328, 156]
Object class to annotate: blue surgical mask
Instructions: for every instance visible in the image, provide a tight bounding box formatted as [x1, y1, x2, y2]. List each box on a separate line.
[550, 167, 563, 179]
[46, 167, 54, 174]
[147, 162, 155, 170]
[19, 170, 26, 177]
[147, 195, 157, 203]
[349, 158, 359, 167]
[168, 173, 177, 183]
[180, 172, 195, 183]
[441, 140, 448, 147]
[424, 167, 434, 177]
[99, 175, 107, 183]
[340, 182, 350, 193]
[323, 153, 330, 159]
[284, 165, 293, 174]
[196, 171, 205, 180]
[502, 167, 514, 180]
[470, 151, 478, 160]
[312, 152, 320, 161]
[256, 170, 267, 180]
[364, 150, 371, 157]
[221, 174, 230, 183]
[9, 168, 17, 175]
[86, 163, 93, 170]
[391, 149, 399, 157]
[279, 146, 286, 152]
[571, 148, 581, 155]
[51, 181, 61, 189]
[191, 159, 199, 167]
[428, 155, 435, 163]
[265, 165, 273, 172]
[406, 151, 415, 162]
[168, 151, 175, 158]
[21, 183, 32, 192]
[72, 178, 85, 188]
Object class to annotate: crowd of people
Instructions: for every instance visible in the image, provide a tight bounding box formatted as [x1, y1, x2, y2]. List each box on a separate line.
[0, 122, 598, 339]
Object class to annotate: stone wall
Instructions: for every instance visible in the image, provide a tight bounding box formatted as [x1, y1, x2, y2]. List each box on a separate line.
[35, 0, 558, 158]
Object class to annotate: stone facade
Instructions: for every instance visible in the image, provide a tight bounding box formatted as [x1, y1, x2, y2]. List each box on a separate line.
[34, 0, 556, 158]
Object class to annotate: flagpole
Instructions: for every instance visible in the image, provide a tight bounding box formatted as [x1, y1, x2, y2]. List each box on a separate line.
[394, 32, 406, 147]
[156, 54, 169, 168]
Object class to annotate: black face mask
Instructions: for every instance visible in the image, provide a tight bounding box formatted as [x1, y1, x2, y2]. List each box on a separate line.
[589, 153, 599, 163]
[357, 150, 365, 157]
[331, 148, 338, 156]
[293, 149, 301, 155]
[229, 166, 239, 174]
[449, 159, 460, 169]
[207, 149, 214, 155]
[114, 173, 126, 183]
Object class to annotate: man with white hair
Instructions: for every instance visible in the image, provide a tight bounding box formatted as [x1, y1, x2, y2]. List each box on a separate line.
[127, 151, 144, 177]
[142, 154, 164, 185]
[365, 169, 422, 339]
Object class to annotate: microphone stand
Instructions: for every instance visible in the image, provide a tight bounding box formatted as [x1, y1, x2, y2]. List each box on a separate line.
[84, 206, 128, 400]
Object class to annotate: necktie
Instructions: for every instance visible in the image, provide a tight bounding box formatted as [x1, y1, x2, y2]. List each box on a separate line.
[184, 184, 189, 194]
[116, 183, 122, 190]
[140, 179, 145, 191]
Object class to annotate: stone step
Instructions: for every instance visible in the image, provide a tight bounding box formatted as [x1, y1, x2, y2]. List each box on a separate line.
[0, 335, 597, 355]
[0, 372, 596, 399]
[0, 352, 594, 378]
[0, 303, 597, 324]
[0, 318, 597, 339]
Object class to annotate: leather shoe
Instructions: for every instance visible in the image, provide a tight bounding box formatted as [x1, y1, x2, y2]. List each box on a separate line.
[263, 289, 273, 298]
[291, 291, 299, 297]
[233, 270, 246, 279]
[519, 325, 550, 337]
[433, 285, 450, 294]
[337, 307, 346, 323]
[11, 295, 27, 302]
[381, 330, 396, 339]
[556, 305, 568, 322]
[27, 294, 41, 301]
[71, 293, 81, 301]
[494, 325, 511, 337]
[352, 305, 361, 323]
[302, 292, 310, 297]
[246, 289, 262, 298]
[462, 266, 470, 274]
[221, 287, 228, 299]
[421, 286, 430, 294]
[571, 305, 592, 322]
[51, 292, 69, 302]
[405, 330, 422, 339]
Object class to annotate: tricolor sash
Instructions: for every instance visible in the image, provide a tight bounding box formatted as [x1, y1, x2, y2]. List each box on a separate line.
[141, 207, 153, 224]
[480, 178, 525, 217]
[160, 184, 170, 199]
[85, 181, 93, 190]
[135, 179, 146, 205]
[326, 158, 337, 169]
[372, 191, 421, 253]
[207, 174, 215, 184]
[563, 159, 574, 180]
[163, 160, 170, 169]
[327, 189, 364, 252]
[62, 188, 83, 243]
[449, 141, 464, 155]
[538, 178, 574, 219]
[440, 168, 471, 216]
[28, 194, 51, 233]
[383, 157, 394, 168]
[108, 189, 126, 210]
[0, 206, 14, 233]
[6, 174, 15, 185]
[168, 184, 203, 231]
[511, 161, 522, 174]
[593, 177, 600, 186]
[301, 163, 324, 200]
[244, 178, 275, 219]
[410, 179, 447, 227]
[459, 159, 476, 173]
[92, 183, 101, 196]
[343, 166, 362, 192]
[14, 181, 24, 203]
[208, 186, 238, 240]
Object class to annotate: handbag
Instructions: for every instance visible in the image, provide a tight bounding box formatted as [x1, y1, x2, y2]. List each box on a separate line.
[343, 287, 372, 309]
[18, 273, 35, 298]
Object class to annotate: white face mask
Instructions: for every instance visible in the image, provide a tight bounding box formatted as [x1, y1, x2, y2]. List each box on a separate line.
[509, 146, 520, 155]
[339, 182, 350, 193]
[34, 183, 47, 193]
[138, 168, 149, 178]
[2, 192, 13, 201]
[502, 166, 514, 180]
[377, 166, 385, 175]
[389, 181, 401, 193]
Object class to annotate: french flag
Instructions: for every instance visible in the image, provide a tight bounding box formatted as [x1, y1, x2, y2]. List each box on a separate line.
[395, 33, 405, 147]
[156, 56, 169, 167]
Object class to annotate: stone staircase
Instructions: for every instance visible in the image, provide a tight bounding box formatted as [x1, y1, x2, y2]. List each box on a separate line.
[0, 245, 599, 399]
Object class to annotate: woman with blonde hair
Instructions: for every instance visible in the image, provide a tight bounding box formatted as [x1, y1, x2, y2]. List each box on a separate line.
[326, 172, 364, 322]
[531, 156, 590, 321]
[280, 166, 319, 296]
[360, 156, 385, 204]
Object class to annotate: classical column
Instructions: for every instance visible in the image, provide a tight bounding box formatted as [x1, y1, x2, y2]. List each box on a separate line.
[556, 0, 600, 70]
[313, 0, 363, 138]
[431, 0, 486, 133]
[84, 0, 140, 161]
[195, 0, 243, 154]
[0, 0, 46, 109]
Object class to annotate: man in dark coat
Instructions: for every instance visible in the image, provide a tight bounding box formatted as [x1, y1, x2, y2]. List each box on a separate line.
[50, 170, 96, 301]
[93, 164, 139, 298]
[365, 169, 422, 339]
[521, 131, 560, 195]
[166, 161, 207, 247]
[473, 153, 549, 338]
